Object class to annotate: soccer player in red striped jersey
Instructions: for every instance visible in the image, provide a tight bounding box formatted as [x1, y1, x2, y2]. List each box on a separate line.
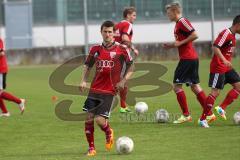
[114, 7, 139, 113]
[163, 2, 215, 124]
[80, 21, 134, 156]
[0, 38, 25, 117]
[199, 15, 240, 128]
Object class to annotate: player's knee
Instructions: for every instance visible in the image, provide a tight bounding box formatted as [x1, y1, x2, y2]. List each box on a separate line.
[85, 113, 94, 123]
[85, 118, 94, 124]
[233, 82, 240, 92]
[95, 116, 106, 127]
[191, 84, 202, 94]
[173, 85, 182, 93]
[211, 90, 220, 98]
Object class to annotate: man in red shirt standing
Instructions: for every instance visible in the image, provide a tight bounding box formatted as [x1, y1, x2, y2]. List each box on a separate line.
[163, 2, 215, 124]
[0, 38, 25, 117]
[199, 15, 240, 128]
[80, 21, 133, 156]
[114, 6, 139, 113]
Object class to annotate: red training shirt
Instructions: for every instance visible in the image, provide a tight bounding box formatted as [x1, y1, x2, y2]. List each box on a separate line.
[174, 17, 198, 60]
[85, 42, 133, 95]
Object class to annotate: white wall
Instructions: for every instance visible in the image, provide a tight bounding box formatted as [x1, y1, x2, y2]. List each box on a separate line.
[1, 20, 239, 48]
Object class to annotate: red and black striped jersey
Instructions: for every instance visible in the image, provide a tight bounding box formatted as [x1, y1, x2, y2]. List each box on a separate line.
[210, 28, 236, 73]
[174, 17, 198, 60]
[114, 20, 133, 43]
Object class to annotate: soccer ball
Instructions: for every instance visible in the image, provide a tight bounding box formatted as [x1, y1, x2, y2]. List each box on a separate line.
[116, 136, 134, 154]
[135, 102, 148, 114]
[233, 111, 240, 125]
[155, 109, 169, 123]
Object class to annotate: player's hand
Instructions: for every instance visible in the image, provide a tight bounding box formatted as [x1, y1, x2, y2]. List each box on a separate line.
[162, 43, 174, 49]
[133, 48, 139, 56]
[79, 81, 87, 92]
[223, 59, 232, 68]
[115, 80, 126, 91]
[0, 51, 5, 56]
[174, 41, 182, 47]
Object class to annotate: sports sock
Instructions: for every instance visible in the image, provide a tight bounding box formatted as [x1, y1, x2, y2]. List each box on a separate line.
[120, 86, 128, 108]
[100, 121, 112, 142]
[220, 89, 239, 110]
[0, 98, 8, 113]
[176, 90, 189, 116]
[200, 94, 216, 120]
[197, 91, 213, 115]
[85, 121, 95, 149]
[0, 91, 21, 104]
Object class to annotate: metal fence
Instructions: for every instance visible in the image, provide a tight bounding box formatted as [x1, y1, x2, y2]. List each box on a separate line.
[1, 0, 240, 26]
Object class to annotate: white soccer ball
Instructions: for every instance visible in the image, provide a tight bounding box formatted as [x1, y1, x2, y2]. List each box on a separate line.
[135, 102, 148, 114]
[233, 111, 240, 125]
[155, 109, 169, 123]
[116, 136, 134, 154]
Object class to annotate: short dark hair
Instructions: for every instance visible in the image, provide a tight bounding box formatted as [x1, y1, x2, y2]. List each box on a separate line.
[123, 7, 136, 18]
[232, 15, 240, 26]
[165, 2, 182, 13]
[100, 20, 115, 31]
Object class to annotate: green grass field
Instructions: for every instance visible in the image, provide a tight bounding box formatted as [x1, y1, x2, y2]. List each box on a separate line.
[0, 58, 239, 160]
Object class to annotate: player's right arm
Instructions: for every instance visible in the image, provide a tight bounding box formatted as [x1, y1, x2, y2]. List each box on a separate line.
[79, 65, 91, 92]
[213, 30, 232, 67]
[120, 22, 139, 56]
[79, 46, 97, 92]
[213, 46, 232, 67]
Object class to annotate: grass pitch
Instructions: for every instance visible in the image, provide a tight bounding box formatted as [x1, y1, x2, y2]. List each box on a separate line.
[0, 58, 239, 160]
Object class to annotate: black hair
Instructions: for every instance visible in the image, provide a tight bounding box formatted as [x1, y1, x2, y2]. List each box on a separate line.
[100, 20, 115, 31]
[232, 15, 240, 26]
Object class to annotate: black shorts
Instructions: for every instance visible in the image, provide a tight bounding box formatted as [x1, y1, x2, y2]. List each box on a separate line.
[208, 69, 240, 89]
[83, 92, 115, 118]
[173, 59, 200, 86]
[0, 73, 7, 89]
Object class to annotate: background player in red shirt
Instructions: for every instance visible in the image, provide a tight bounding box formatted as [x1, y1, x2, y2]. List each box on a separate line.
[114, 6, 139, 113]
[79, 21, 134, 156]
[163, 2, 215, 124]
[199, 15, 240, 128]
[0, 38, 25, 117]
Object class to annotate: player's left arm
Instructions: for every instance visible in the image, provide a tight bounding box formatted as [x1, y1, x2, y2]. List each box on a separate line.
[116, 63, 134, 91]
[122, 34, 139, 56]
[175, 31, 198, 47]
[0, 39, 5, 56]
[123, 63, 134, 81]
[116, 47, 134, 90]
